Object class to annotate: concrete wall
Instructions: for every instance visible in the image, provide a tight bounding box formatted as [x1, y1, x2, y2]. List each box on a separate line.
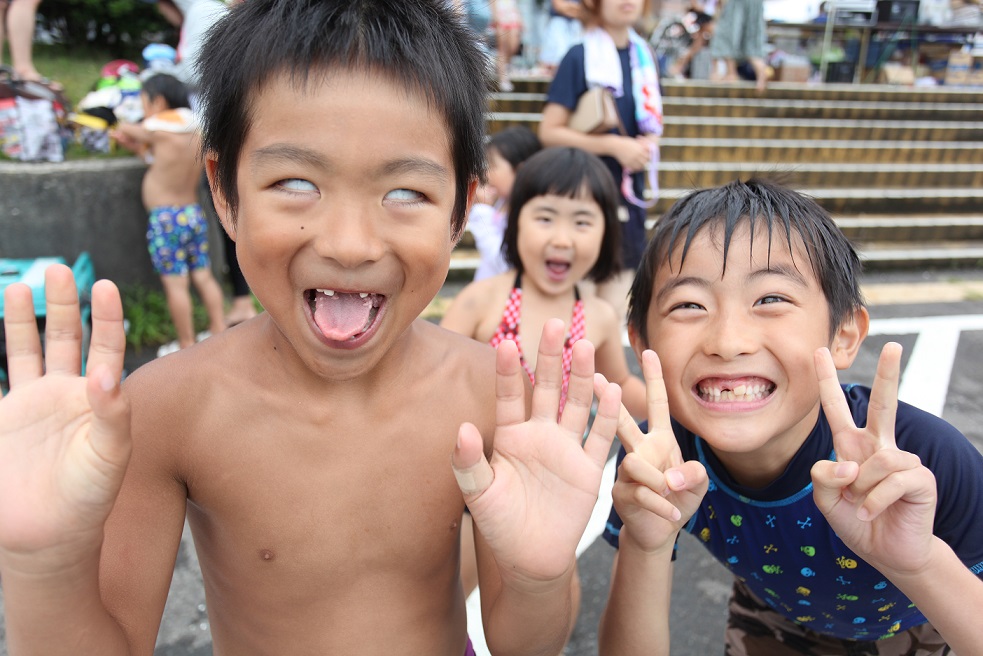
[0, 157, 226, 290]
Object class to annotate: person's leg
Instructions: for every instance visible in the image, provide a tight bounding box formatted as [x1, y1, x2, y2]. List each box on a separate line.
[7, 0, 43, 81]
[189, 267, 228, 336]
[160, 274, 196, 349]
[0, 1, 9, 67]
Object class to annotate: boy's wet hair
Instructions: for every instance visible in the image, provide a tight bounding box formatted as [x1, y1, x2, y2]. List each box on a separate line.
[141, 73, 190, 111]
[628, 178, 865, 342]
[488, 126, 542, 171]
[502, 147, 623, 284]
[197, 0, 488, 236]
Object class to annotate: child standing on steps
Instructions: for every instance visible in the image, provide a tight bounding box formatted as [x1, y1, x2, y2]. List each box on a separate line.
[466, 126, 542, 281]
[112, 72, 226, 354]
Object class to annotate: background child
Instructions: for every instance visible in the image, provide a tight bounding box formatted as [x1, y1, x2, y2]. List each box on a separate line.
[0, 3, 624, 655]
[442, 145, 647, 650]
[466, 125, 541, 281]
[539, 0, 662, 323]
[490, 0, 523, 91]
[596, 179, 983, 655]
[112, 72, 226, 354]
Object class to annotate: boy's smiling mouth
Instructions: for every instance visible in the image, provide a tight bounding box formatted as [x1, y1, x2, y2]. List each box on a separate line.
[696, 376, 776, 405]
[307, 288, 385, 344]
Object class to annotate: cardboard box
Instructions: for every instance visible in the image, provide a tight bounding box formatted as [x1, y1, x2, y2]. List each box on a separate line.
[945, 50, 972, 85]
[778, 61, 812, 83]
[878, 63, 916, 85]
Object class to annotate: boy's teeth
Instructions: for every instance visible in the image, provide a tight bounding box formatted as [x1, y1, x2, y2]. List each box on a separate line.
[318, 289, 336, 297]
[699, 382, 772, 402]
[359, 293, 368, 298]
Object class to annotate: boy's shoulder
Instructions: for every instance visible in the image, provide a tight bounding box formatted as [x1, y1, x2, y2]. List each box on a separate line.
[142, 108, 197, 135]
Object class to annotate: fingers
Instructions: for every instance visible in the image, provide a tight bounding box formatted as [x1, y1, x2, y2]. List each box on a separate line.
[529, 318, 565, 421]
[594, 372, 647, 452]
[452, 422, 494, 500]
[814, 346, 856, 438]
[84, 280, 126, 383]
[582, 372, 620, 467]
[3, 282, 44, 387]
[615, 453, 680, 522]
[641, 350, 672, 440]
[866, 342, 902, 450]
[41, 264, 84, 376]
[495, 339, 527, 429]
[810, 459, 860, 516]
[558, 338, 596, 438]
[85, 363, 133, 468]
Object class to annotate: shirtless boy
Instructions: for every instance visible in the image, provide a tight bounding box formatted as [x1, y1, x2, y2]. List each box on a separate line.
[596, 179, 983, 655]
[113, 72, 225, 351]
[0, 2, 622, 655]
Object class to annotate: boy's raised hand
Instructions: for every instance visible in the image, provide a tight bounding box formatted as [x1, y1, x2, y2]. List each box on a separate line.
[0, 265, 131, 568]
[811, 343, 938, 576]
[597, 349, 707, 553]
[452, 318, 619, 585]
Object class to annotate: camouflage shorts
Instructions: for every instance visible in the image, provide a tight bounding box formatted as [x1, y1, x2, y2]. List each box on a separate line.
[724, 579, 952, 656]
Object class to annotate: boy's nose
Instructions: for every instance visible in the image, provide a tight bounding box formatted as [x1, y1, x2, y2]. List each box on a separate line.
[703, 312, 758, 360]
[311, 206, 385, 268]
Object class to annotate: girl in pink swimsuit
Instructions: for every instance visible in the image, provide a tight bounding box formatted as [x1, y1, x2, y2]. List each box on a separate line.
[441, 146, 648, 647]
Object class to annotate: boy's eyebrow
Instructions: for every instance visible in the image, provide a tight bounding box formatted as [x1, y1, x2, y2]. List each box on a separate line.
[250, 146, 450, 185]
[655, 276, 710, 305]
[747, 263, 810, 287]
[250, 144, 330, 172]
[379, 157, 450, 185]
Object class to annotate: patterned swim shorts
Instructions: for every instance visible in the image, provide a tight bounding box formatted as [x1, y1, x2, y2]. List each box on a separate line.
[147, 204, 211, 276]
[725, 579, 951, 656]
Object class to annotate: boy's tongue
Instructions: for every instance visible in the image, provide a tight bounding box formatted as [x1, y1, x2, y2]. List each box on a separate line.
[313, 292, 374, 341]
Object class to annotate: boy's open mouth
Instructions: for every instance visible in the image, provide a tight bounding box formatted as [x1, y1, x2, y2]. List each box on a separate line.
[307, 289, 384, 342]
[696, 377, 776, 403]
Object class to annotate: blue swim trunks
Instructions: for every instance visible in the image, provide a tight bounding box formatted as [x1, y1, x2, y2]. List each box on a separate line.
[146, 204, 211, 276]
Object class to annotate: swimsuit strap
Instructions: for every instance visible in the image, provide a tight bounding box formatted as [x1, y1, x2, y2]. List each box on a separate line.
[488, 273, 586, 414]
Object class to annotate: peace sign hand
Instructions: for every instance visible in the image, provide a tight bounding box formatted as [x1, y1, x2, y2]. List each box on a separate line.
[596, 350, 708, 554]
[811, 343, 937, 576]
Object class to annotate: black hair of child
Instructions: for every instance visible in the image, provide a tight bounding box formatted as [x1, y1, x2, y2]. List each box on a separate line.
[197, 0, 490, 236]
[488, 126, 542, 171]
[627, 178, 865, 343]
[502, 146, 623, 284]
[141, 73, 191, 111]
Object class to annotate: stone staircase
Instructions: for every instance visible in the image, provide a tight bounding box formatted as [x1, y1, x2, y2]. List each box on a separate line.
[451, 78, 983, 276]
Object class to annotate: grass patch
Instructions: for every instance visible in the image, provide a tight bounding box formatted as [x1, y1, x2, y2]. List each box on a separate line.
[121, 284, 211, 350]
[31, 44, 111, 107]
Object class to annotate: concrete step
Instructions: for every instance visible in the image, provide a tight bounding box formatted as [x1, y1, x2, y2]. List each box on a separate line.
[658, 162, 983, 189]
[490, 90, 983, 123]
[486, 112, 983, 143]
[659, 138, 983, 164]
[649, 186, 983, 215]
[658, 80, 983, 104]
[836, 214, 983, 242]
[661, 96, 983, 121]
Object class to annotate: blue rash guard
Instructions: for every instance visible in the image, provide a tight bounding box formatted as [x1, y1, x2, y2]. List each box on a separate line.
[603, 384, 983, 641]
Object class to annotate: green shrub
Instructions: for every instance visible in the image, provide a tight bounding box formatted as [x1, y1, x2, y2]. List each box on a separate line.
[121, 284, 210, 349]
[38, 0, 177, 56]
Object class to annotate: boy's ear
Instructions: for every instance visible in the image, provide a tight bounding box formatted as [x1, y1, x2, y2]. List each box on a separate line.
[205, 155, 235, 240]
[830, 306, 870, 370]
[452, 178, 479, 245]
[627, 322, 647, 365]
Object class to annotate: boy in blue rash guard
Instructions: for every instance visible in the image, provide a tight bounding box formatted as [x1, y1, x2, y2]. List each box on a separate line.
[0, 2, 624, 655]
[595, 179, 983, 656]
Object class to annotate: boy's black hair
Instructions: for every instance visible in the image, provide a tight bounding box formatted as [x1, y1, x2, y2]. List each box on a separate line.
[197, 0, 489, 236]
[628, 178, 865, 342]
[141, 73, 190, 111]
[502, 147, 622, 284]
[488, 126, 542, 171]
